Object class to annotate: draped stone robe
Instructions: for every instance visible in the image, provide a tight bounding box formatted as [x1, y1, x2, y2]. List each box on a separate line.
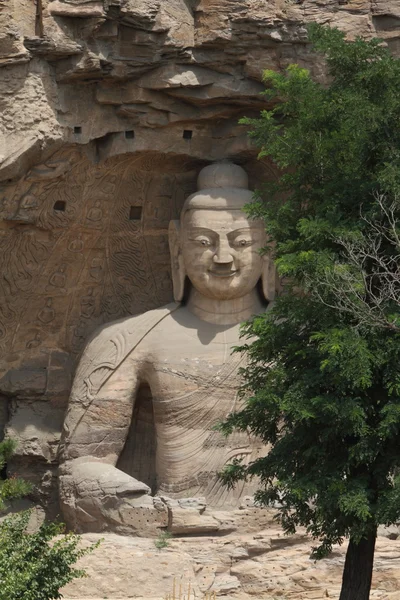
[59, 303, 264, 508]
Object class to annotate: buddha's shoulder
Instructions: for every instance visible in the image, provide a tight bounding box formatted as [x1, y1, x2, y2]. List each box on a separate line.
[82, 302, 181, 352]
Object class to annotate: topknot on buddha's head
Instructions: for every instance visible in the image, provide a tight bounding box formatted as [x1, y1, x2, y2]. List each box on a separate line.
[197, 161, 249, 191]
[180, 162, 252, 218]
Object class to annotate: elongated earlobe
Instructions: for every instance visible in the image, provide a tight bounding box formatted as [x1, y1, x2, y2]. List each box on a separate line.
[261, 254, 278, 302]
[168, 220, 186, 302]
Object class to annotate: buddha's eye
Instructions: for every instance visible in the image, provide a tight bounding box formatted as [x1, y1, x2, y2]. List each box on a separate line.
[193, 237, 212, 247]
[234, 238, 252, 248]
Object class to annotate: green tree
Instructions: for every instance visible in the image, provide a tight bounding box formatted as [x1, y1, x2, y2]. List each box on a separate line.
[0, 511, 99, 600]
[0, 439, 32, 510]
[0, 439, 98, 599]
[219, 25, 400, 600]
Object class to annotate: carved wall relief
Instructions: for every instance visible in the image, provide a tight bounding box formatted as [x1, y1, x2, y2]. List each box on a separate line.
[0, 151, 277, 374]
[0, 150, 278, 375]
[2, 0, 395, 523]
[0, 150, 203, 371]
[0, 149, 277, 516]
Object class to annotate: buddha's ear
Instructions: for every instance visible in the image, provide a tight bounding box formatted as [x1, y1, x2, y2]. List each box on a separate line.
[168, 220, 186, 302]
[261, 253, 279, 303]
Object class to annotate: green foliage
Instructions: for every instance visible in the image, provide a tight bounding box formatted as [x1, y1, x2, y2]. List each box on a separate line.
[154, 530, 172, 550]
[0, 440, 99, 599]
[220, 24, 400, 560]
[0, 511, 99, 600]
[0, 439, 32, 511]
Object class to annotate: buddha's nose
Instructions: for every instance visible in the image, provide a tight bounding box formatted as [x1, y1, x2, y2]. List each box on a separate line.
[213, 240, 233, 265]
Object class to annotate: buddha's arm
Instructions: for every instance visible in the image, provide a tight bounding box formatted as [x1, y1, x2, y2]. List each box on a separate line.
[58, 341, 144, 531]
[59, 321, 142, 466]
[59, 305, 176, 466]
[61, 363, 140, 465]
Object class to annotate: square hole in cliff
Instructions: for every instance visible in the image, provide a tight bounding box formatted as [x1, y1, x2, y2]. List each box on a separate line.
[74, 126, 82, 134]
[53, 200, 66, 212]
[125, 130, 135, 139]
[129, 206, 142, 221]
[183, 130, 193, 140]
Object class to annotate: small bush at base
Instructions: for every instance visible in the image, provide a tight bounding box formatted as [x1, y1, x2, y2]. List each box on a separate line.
[0, 510, 99, 600]
[155, 530, 172, 550]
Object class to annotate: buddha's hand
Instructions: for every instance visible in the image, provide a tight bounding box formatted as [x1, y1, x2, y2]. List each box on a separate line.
[59, 458, 154, 532]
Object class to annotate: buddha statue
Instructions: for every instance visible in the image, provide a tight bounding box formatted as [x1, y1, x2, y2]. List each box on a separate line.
[58, 162, 277, 533]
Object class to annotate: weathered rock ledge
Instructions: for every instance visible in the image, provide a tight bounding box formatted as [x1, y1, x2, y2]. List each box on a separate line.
[60, 508, 400, 599]
[1, 0, 400, 516]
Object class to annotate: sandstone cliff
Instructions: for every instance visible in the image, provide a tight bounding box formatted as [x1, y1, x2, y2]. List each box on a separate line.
[0, 0, 399, 513]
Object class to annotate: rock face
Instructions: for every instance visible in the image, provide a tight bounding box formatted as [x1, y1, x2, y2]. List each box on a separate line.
[59, 510, 400, 600]
[1, 1, 400, 515]
[57, 162, 275, 533]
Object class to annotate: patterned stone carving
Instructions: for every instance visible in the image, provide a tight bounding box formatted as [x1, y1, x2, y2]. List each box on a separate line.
[2, 0, 394, 522]
[0, 151, 200, 371]
[58, 162, 278, 533]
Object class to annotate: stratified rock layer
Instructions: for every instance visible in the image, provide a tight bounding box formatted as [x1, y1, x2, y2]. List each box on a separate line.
[60, 509, 400, 599]
[1, 0, 400, 513]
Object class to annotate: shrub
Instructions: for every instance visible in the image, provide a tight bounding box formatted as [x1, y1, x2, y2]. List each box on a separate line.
[0, 510, 99, 600]
[154, 530, 172, 550]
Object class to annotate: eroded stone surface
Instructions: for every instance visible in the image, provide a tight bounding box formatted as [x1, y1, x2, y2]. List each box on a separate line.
[58, 163, 276, 533]
[60, 510, 400, 600]
[2, 0, 400, 518]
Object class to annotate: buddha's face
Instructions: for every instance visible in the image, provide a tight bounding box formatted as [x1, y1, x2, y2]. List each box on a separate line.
[181, 208, 265, 301]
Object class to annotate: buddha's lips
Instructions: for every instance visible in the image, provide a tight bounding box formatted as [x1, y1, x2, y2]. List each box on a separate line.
[208, 269, 238, 277]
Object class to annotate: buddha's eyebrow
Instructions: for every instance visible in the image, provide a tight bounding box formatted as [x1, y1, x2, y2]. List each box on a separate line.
[186, 226, 259, 238]
[186, 227, 217, 235]
[227, 228, 254, 237]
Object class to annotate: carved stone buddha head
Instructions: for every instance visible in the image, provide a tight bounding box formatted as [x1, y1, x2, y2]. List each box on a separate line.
[169, 161, 276, 305]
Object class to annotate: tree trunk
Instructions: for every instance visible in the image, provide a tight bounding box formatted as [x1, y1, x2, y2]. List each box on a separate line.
[339, 529, 377, 600]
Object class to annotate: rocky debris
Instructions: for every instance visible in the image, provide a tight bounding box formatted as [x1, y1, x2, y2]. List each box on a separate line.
[175, 497, 207, 513]
[167, 506, 223, 535]
[60, 514, 400, 600]
[210, 574, 241, 594]
[23, 36, 83, 60]
[379, 523, 400, 540]
[162, 498, 238, 535]
[165, 498, 238, 536]
[63, 533, 199, 600]
[5, 400, 64, 462]
[47, 1, 106, 18]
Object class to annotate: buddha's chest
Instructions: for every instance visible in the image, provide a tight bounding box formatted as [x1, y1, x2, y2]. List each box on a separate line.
[147, 341, 244, 401]
[132, 312, 245, 402]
